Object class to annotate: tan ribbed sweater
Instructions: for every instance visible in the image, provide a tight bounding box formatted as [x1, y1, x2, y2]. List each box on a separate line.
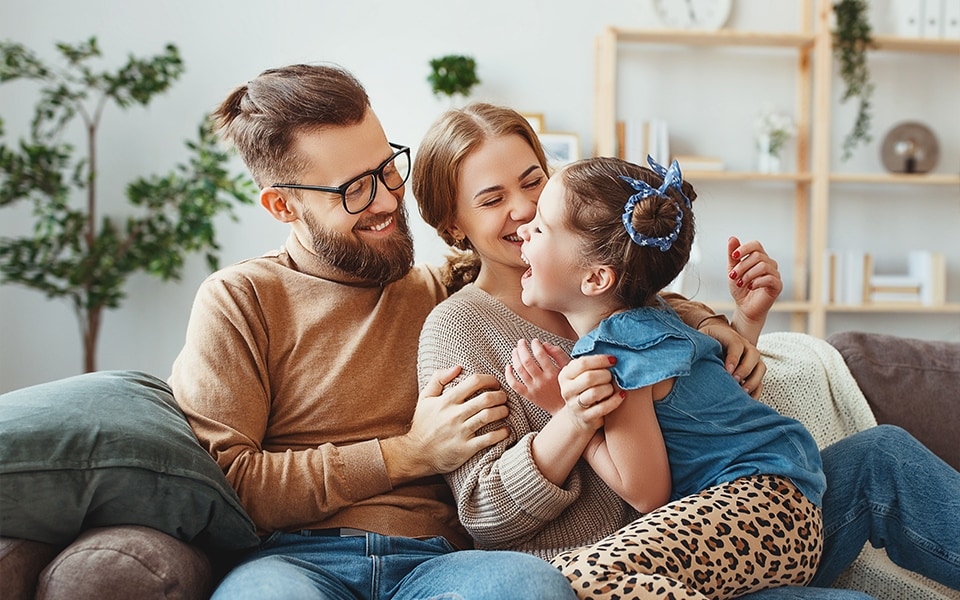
[168, 234, 468, 546]
[417, 285, 718, 559]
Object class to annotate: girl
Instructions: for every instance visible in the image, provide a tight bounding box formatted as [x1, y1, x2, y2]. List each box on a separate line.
[516, 155, 826, 598]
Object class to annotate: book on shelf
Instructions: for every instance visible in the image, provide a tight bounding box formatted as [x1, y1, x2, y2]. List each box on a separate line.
[618, 118, 670, 166]
[824, 249, 947, 306]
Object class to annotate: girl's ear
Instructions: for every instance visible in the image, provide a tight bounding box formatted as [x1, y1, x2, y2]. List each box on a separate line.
[581, 265, 617, 297]
[261, 188, 299, 223]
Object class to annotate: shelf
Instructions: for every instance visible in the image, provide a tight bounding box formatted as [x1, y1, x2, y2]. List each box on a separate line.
[606, 28, 816, 49]
[829, 173, 960, 185]
[706, 301, 811, 313]
[687, 171, 814, 183]
[871, 36, 960, 54]
[826, 303, 960, 314]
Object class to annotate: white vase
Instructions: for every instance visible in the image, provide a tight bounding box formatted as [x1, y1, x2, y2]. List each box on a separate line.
[756, 134, 781, 174]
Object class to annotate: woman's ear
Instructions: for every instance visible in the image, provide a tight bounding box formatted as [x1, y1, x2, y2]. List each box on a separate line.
[261, 188, 298, 223]
[581, 265, 617, 297]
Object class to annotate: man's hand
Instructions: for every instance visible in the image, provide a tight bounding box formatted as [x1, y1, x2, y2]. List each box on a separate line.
[383, 366, 509, 484]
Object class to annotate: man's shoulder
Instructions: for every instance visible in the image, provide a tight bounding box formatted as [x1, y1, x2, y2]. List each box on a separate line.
[206, 247, 285, 279]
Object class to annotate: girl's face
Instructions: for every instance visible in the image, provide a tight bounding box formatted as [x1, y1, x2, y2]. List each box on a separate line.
[517, 174, 587, 313]
[452, 134, 547, 276]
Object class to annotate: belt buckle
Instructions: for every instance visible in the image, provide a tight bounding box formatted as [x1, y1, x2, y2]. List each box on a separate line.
[338, 527, 367, 537]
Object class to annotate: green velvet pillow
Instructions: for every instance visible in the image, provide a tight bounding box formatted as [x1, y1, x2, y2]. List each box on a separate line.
[0, 370, 259, 551]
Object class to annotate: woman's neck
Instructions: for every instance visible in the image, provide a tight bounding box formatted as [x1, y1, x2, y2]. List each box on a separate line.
[475, 266, 577, 340]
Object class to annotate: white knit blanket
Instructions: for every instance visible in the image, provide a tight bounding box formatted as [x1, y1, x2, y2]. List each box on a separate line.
[756, 332, 877, 449]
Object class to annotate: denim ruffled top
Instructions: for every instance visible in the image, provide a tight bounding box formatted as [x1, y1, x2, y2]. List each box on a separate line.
[571, 301, 826, 506]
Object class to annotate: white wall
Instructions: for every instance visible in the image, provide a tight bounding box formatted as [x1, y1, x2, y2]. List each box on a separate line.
[2, 0, 958, 393]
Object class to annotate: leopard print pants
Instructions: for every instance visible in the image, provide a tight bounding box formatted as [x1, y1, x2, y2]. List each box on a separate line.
[551, 474, 822, 600]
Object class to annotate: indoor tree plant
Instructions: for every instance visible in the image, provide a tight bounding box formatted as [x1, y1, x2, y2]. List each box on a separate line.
[833, 0, 874, 160]
[0, 38, 255, 373]
[427, 54, 480, 104]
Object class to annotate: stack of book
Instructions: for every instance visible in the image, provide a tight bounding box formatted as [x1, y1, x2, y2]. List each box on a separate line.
[822, 250, 946, 306]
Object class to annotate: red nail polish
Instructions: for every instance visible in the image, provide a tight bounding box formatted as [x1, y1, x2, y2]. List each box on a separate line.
[732, 250, 740, 259]
[619, 390, 626, 398]
[737, 279, 744, 287]
[608, 356, 617, 364]
[729, 270, 737, 280]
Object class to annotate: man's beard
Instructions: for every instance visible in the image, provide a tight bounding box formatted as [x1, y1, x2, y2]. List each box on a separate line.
[303, 204, 415, 284]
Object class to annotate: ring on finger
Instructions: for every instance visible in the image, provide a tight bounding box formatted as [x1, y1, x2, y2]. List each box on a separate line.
[576, 395, 588, 409]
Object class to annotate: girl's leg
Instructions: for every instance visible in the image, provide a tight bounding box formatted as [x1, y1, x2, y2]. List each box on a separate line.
[551, 475, 822, 600]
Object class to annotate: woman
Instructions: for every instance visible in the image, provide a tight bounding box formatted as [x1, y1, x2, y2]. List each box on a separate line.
[412, 102, 959, 599]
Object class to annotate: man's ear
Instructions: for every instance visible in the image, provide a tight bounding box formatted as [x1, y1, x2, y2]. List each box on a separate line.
[581, 265, 617, 297]
[261, 188, 298, 223]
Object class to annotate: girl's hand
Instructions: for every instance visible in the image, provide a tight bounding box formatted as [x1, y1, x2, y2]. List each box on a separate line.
[506, 338, 570, 415]
[727, 236, 783, 346]
[557, 355, 624, 431]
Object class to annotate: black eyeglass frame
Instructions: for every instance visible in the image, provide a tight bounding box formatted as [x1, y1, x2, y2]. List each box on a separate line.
[272, 142, 411, 214]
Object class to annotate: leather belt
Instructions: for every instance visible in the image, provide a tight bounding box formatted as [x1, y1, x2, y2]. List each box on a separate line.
[298, 527, 368, 537]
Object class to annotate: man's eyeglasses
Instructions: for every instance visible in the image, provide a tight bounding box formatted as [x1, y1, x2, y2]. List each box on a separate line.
[272, 143, 411, 215]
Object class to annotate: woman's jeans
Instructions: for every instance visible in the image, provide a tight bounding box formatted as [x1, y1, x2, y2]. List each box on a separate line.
[211, 531, 576, 600]
[811, 425, 960, 589]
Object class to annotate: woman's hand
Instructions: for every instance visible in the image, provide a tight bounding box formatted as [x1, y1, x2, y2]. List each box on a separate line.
[698, 321, 766, 399]
[506, 338, 569, 415]
[727, 236, 783, 344]
[557, 355, 624, 431]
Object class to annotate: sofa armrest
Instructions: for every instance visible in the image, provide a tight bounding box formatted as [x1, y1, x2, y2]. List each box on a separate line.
[827, 331, 960, 472]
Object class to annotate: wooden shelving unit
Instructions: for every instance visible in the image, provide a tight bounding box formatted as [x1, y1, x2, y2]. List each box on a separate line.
[593, 0, 960, 338]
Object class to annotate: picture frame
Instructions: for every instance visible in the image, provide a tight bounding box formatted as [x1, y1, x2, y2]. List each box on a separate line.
[521, 113, 545, 133]
[538, 132, 581, 167]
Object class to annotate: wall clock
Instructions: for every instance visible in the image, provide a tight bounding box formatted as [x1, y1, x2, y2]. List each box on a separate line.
[652, 0, 733, 30]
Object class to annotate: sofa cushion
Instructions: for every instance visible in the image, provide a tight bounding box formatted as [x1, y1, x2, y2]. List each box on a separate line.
[827, 331, 960, 471]
[37, 526, 213, 600]
[0, 536, 61, 600]
[0, 370, 259, 551]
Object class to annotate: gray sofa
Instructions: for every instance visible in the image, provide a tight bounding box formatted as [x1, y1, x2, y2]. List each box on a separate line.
[1, 331, 958, 600]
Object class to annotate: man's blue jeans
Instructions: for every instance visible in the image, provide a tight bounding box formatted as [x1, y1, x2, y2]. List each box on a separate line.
[211, 531, 576, 600]
[746, 425, 960, 599]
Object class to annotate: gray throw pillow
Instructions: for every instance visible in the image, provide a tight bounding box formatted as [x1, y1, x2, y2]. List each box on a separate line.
[0, 370, 259, 550]
[827, 331, 960, 471]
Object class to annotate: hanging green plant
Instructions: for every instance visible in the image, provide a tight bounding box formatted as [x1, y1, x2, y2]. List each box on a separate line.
[427, 55, 480, 98]
[833, 0, 875, 161]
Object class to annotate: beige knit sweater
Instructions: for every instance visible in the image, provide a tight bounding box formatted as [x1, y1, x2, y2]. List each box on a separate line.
[417, 285, 718, 559]
[169, 234, 470, 546]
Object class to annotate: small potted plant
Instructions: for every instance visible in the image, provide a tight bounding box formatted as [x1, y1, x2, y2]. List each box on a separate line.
[427, 54, 480, 106]
[755, 108, 796, 173]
